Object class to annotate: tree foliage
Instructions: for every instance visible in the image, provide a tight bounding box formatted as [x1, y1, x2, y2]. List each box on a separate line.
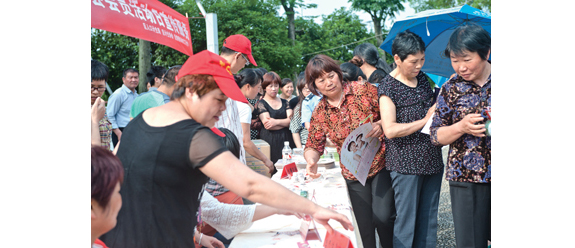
[408, 0, 491, 13]
[349, 0, 406, 45]
[91, 0, 378, 89]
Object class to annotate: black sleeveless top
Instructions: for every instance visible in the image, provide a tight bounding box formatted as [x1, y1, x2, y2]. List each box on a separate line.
[101, 112, 228, 248]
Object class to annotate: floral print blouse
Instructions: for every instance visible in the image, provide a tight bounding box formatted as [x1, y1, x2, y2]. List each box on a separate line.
[305, 80, 386, 181]
[430, 74, 491, 183]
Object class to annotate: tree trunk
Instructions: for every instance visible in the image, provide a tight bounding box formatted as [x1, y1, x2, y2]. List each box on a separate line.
[372, 16, 383, 46]
[288, 11, 295, 46]
[138, 39, 151, 94]
[371, 16, 390, 65]
[281, 0, 296, 46]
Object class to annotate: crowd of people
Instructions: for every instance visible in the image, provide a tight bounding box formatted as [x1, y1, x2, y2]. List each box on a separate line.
[91, 23, 490, 248]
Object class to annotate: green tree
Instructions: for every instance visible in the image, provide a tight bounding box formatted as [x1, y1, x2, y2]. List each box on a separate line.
[92, 0, 377, 85]
[91, 29, 140, 92]
[317, 7, 373, 62]
[274, 0, 317, 46]
[408, 0, 491, 13]
[349, 0, 406, 45]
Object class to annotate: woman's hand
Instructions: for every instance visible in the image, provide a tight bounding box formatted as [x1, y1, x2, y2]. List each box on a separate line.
[306, 161, 320, 179]
[304, 149, 321, 179]
[311, 206, 354, 234]
[199, 234, 225, 248]
[457, 113, 486, 137]
[425, 103, 437, 121]
[365, 120, 383, 138]
[91, 97, 106, 122]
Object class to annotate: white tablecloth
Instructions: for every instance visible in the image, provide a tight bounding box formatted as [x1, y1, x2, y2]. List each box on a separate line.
[229, 166, 361, 248]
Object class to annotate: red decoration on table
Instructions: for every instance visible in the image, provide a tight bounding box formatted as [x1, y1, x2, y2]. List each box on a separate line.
[323, 230, 354, 248]
[280, 162, 298, 179]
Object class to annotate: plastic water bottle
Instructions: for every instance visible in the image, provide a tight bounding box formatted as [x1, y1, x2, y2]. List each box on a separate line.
[282, 141, 292, 164]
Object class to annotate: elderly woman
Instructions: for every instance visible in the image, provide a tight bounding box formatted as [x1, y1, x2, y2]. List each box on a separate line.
[430, 24, 491, 248]
[257, 71, 296, 166]
[378, 30, 444, 248]
[350, 43, 392, 86]
[99, 51, 353, 248]
[91, 60, 112, 150]
[303, 54, 394, 248]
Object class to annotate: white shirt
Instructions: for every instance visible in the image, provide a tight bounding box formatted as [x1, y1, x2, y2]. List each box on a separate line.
[237, 101, 252, 124]
[214, 99, 246, 165]
[200, 192, 256, 239]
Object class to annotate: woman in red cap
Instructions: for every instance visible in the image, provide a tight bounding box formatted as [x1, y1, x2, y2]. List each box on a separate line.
[100, 51, 353, 248]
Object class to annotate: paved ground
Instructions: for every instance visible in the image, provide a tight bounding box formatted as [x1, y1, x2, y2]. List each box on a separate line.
[437, 145, 456, 248]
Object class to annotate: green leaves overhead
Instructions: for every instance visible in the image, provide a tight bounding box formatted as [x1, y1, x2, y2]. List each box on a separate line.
[92, 0, 380, 90]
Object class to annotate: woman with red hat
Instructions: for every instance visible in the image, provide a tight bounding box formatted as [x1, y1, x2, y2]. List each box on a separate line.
[100, 51, 353, 248]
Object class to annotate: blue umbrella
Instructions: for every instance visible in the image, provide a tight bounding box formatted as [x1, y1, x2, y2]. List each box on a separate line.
[380, 5, 491, 78]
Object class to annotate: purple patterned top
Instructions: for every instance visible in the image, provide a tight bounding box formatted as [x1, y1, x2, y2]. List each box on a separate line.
[430, 74, 491, 183]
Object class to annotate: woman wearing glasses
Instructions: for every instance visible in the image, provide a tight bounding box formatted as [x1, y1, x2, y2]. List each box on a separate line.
[91, 59, 112, 150]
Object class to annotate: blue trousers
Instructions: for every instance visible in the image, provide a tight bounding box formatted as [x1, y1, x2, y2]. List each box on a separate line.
[390, 170, 443, 248]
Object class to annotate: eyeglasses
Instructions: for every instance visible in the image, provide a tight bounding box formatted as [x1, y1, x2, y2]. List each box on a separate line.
[91, 85, 106, 92]
[237, 52, 250, 66]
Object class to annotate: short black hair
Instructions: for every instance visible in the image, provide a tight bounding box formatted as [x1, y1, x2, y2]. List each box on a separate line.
[352, 43, 391, 73]
[281, 78, 293, 88]
[220, 46, 238, 57]
[340, 62, 366, 82]
[236, 68, 262, 89]
[162, 65, 181, 88]
[218, 128, 240, 159]
[255, 67, 268, 77]
[146, 66, 167, 86]
[444, 24, 491, 60]
[391, 30, 426, 61]
[123, 68, 139, 78]
[91, 59, 109, 82]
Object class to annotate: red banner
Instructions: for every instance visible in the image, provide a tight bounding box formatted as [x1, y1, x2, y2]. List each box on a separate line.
[91, 0, 193, 56]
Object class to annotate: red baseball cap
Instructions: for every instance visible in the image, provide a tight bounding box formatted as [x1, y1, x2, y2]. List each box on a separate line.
[176, 50, 248, 103]
[223, 34, 258, 66]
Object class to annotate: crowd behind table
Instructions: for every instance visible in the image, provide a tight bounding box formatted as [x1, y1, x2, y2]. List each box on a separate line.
[91, 24, 491, 248]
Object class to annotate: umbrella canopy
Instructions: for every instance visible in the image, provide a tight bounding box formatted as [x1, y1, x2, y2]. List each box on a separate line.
[380, 5, 490, 78]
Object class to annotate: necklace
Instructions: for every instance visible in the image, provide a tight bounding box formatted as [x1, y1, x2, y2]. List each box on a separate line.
[330, 90, 344, 108]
